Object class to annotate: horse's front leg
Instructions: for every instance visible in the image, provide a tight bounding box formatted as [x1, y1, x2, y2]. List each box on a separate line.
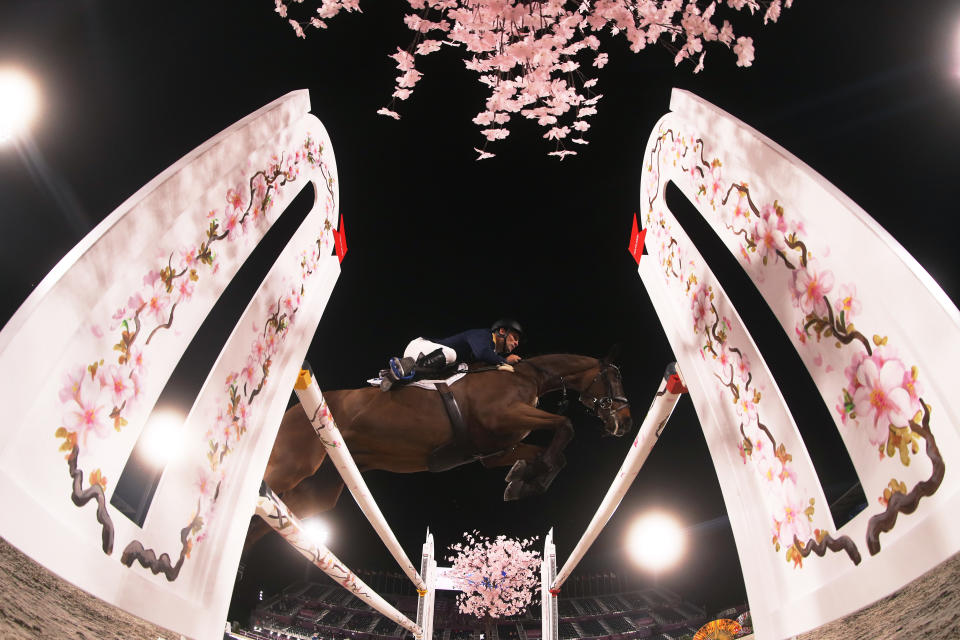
[495, 405, 573, 501]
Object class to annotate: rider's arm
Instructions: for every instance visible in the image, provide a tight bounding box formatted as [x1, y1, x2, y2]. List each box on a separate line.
[466, 330, 508, 365]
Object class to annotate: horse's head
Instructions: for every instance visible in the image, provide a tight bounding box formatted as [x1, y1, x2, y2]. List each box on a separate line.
[580, 356, 632, 437]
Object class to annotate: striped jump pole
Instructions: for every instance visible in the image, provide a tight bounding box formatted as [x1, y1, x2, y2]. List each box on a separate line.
[549, 363, 688, 593]
[255, 484, 422, 638]
[293, 367, 428, 593]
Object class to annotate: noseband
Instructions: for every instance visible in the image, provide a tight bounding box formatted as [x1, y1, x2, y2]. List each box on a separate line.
[524, 360, 629, 418]
[579, 363, 630, 418]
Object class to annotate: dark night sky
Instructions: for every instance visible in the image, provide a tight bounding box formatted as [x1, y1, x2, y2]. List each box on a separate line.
[1, 0, 959, 624]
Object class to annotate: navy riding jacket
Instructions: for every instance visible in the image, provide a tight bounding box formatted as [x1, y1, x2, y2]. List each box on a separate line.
[435, 329, 507, 365]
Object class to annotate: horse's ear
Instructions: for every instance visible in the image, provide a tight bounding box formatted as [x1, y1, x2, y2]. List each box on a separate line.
[602, 343, 621, 364]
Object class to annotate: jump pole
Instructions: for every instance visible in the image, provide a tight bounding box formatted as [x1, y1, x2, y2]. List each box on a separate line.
[256, 484, 423, 638]
[293, 367, 428, 592]
[545, 363, 688, 604]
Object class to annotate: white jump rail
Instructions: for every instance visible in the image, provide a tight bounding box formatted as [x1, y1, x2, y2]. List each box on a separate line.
[543, 363, 687, 628]
[292, 367, 428, 593]
[255, 484, 422, 638]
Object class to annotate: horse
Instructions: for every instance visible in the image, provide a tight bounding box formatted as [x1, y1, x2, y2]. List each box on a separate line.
[246, 353, 633, 551]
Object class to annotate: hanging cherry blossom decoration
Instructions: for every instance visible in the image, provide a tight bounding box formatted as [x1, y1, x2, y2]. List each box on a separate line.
[276, 0, 794, 159]
[445, 532, 542, 619]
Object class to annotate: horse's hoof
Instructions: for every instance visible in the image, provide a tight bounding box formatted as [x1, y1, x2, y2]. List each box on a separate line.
[503, 480, 543, 501]
[503, 480, 546, 502]
[506, 460, 528, 483]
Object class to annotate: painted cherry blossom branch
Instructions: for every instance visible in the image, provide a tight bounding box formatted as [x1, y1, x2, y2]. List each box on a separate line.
[145, 301, 178, 345]
[714, 363, 739, 401]
[121, 503, 201, 581]
[865, 399, 944, 555]
[727, 346, 751, 391]
[794, 530, 861, 566]
[803, 295, 872, 355]
[67, 445, 115, 554]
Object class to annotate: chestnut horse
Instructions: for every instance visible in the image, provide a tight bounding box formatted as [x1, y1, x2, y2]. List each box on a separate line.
[247, 353, 632, 550]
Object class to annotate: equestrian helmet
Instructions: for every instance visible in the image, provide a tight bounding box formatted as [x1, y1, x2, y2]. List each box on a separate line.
[491, 318, 523, 338]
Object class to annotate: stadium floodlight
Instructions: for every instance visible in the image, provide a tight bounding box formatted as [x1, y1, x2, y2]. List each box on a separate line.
[0, 67, 39, 144]
[626, 511, 686, 572]
[141, 408, 186, 467]
[303, 517, 331, 547]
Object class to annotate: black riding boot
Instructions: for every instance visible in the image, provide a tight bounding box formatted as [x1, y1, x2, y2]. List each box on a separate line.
[414, 348, 448, 376]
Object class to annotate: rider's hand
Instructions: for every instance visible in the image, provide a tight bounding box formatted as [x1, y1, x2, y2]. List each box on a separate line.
[506, 354, 522, 363]
[497, 364, 515, 372]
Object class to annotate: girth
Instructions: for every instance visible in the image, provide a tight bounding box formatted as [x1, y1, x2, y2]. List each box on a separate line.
[427, 381, 500, 472]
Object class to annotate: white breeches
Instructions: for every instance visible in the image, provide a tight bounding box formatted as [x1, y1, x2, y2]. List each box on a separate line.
[403, 337, 456, 364]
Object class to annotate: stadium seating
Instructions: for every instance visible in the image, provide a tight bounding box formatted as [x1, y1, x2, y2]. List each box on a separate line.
[244, 571, 741, 640]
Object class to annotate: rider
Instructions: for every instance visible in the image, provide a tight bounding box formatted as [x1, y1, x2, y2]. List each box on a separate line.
[380, 319, 524, 391]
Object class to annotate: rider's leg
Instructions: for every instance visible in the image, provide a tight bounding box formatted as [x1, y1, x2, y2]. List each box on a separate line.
[415, 348, 449, 373]
[402, 338, 455, 377]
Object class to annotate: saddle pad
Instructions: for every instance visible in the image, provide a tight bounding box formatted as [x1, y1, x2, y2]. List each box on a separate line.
[367, 371, 467, 390]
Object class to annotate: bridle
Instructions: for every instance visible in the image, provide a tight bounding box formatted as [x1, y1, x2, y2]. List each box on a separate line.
[578, 363, 630, 418]
[522, 360, 630, 419]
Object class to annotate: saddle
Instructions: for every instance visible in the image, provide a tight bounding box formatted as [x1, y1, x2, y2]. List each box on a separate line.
[369, 363, 504, 472]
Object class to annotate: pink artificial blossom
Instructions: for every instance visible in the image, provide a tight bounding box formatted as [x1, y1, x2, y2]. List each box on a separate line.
[474, 148, 495, 160]
[277, 0, 791, 155]
[446, 532, 541, 619]
[693, 51, 706, 74]
[482, 128, 510, 141]
[764, 0, 782, 24]
[733, 36, 755, 67]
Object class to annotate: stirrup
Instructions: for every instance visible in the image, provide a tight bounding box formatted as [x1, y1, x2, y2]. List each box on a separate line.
[389, 357, 416, 381]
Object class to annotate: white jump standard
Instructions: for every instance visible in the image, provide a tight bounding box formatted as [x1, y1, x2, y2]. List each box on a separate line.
[292, 366, 427, 593]
[255, 484, 423, 637]
[542, 364, 688, 640]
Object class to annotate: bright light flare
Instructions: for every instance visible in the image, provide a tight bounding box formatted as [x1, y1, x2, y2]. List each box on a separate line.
[141, 409, 186, 467]
[626, 512, 686, 572]
[956, 20, 960, 78]
[303, 517, 330, 547]
[0, 68, 39, 143]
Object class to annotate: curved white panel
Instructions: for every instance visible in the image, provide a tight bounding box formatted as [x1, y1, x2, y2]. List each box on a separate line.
[636, 89, 960, 638]
[0, 91, 342, 640]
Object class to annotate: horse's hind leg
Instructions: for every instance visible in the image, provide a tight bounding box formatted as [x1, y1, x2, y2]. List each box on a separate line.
[242, 457, 346, 556]
[479, 443, 544, 469]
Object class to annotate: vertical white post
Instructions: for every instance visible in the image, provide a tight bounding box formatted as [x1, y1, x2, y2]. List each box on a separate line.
[541, 528, 558, 640]
[293, 368, 427, 592]
[416, 530, 437, 640]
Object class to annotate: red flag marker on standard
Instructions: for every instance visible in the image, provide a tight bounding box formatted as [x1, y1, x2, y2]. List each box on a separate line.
[333, 213, 347, 263]
[628, 213, 646, 264]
